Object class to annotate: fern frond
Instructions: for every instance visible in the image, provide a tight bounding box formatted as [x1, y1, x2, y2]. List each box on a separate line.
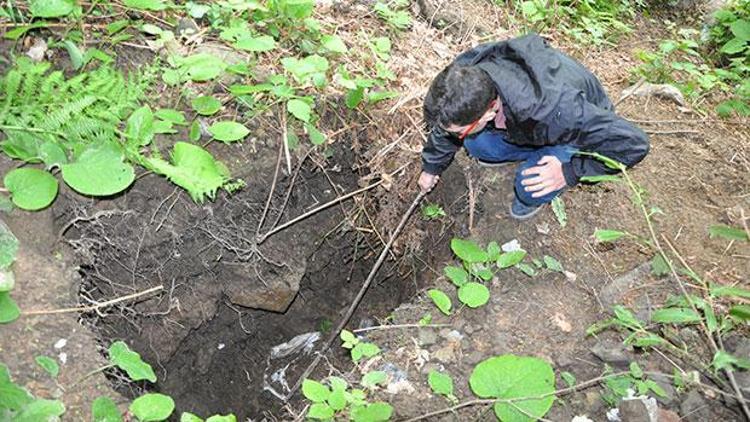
[42, 95, 98, 132]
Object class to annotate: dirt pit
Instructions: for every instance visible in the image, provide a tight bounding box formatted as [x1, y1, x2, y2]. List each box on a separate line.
[54, 138, 459, 419]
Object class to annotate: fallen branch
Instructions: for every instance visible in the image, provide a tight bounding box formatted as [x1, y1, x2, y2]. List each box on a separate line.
[352, 323, 450, 333]
[257, 139, 284, 235]
[22, 285, 163, 316]
[283, 190, 426, 401]
[257, 163, 409, 244]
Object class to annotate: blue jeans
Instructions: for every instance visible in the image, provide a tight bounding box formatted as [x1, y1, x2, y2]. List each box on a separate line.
[463, 128, 577, 207]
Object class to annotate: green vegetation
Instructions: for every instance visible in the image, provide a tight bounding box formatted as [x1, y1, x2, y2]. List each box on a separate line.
[301, 377, 393, 421]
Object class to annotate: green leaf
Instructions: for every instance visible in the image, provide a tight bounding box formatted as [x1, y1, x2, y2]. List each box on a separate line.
[629, 362, 643, 378]
[328, 376, 348, 391]
[191, 96, 222, 116]
[560, 371, 576, 387]
[613, 305, 642, 328]
[155, 109, 187, 125]
[307, 403, 334, 419]
[720, 38, 746, 54]
[321, 35, 348, 53]
[29, 0, 75, 17]
[361, 371, 387, 388]
[123, 0, 167, 11]
[189, 121, 202, 142]
[234, 36, 277, 52]
[427, 289, 452, 315]
[651, 308, 702, 324]
[108, 341, 156, 382]
[92, 396, 122, 422]
[428, 370, 454, 397]
[708, 224, 749, 242]
[458, 282, 490, 308]
[287, 99, 312, 122]
[711, 285, 750, 299]
[129, 394, 174, 421]
[580, 174, 621, 183]
[302, 379, 331, 403]
[352, 342, 380, 362]
[594, 229, 627, 242]
[350, 402, 392, 422]
[497, 250, 527, 269]
[4, 23, 48, 40]
[368, 90, 399, 103]
[180, 412, 203, 422]
[14, 399, 66, 422]
[61, 144, 134, 196]
[207, 121, 250, 143]
[470, 354, 555, 422]
[281, 55, 329, 84]
[730, 19, 750, 41]
[327, 388, 347, 411]
[516, 263, 536, 277]
[143, 142, 229, 203]
[551, 197, 567, 228]
[444, 266, 468, 287]
[63, 40, 85, 70]
[0, 224, 15, 270]
[0, 269, 15, 292]
[346, 87, 365, 109]
[279, 0, 314, 19]
[4, 168, 58, 211]
[451, 238, 489, 263]
[543, 255, 564, 273]
[206, 415, 236, 422]
[0, 363, 33, 410]
[730, 304, 750, 321]
[651, 253, 670, 277]
[305, 123, 326, 145]
[173, 53, 227, 81]
[713, 350, 750, 371]
[106, 19, 130, 35]
[35, 356, 59, 378]
[126, 106, 155, 147]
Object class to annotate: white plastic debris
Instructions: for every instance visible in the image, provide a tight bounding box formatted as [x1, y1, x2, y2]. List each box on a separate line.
[501, 239, 522, 252]
[54, 339, 67, 349]
[217, 343, 225, 350]
[606, 408, 621, 422]
[572, 416, 594, 422]
[58, 352, 67, 365]
[270, 332, 320, 360]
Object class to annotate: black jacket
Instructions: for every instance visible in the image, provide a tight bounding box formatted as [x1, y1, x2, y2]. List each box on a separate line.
[421, 33, 649, 185]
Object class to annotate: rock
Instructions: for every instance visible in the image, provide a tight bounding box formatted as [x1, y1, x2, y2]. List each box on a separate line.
[584, 391, 606, 415]
[649, 373, 676, 406]
[600, 263, 651, 308]
[657, 408, 680, 422]
[619, 81, 686, 107]
[26, 38, 48, 62]
[418, 329, 438, 347]
[465, 350, 485, 366]
[733, 371, 750, 396]
[618, 396, 658, 422]
[727, 338, 750, 360]
[680, 390, 710, 422]
[591, 340, 630, 366]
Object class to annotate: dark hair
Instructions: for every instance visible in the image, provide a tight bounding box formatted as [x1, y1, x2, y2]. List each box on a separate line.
[423, 64, 497, 129]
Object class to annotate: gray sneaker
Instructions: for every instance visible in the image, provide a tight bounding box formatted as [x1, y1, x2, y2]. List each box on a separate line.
[509, 197, 545, 220]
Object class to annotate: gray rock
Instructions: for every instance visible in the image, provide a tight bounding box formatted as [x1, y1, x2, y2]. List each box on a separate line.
[727, 338, 750, 360]
[734, 371, 750, 396]
[680, 390, 710, 422]
[619, 396, 658, 422]
[591, 340, 630, 366]
[465, 350, 485, 366]
[418, 329, 437, 347]
[649, 373, 676, 406]
[600, 263, 650, 308]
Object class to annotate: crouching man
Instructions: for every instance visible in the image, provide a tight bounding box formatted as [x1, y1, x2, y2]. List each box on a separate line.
[418, 33, 649, 219]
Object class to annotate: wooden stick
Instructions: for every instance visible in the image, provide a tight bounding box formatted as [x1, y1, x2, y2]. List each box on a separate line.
[22, 285, 163, 316]
[352, 323, 450, 333]
[283, 190, 427, 402]
[282, 109, 292, 174]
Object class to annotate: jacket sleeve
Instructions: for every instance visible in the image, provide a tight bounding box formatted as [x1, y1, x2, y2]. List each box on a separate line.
[561, 99, 649, 185]
[421, 126, 461, 176]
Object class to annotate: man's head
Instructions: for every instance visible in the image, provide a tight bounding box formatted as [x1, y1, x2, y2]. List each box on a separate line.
[424, 64, 498, 139]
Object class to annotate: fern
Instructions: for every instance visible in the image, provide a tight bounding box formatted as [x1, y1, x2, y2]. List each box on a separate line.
[0, 57, 149, 165]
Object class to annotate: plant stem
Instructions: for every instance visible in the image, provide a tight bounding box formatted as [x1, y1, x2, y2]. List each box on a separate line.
[352, 323, 450, 333]
[0, 125, 66, 138]
[22, 285, 163, 316]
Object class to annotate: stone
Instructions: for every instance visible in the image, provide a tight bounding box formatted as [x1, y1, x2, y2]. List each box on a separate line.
[618, 396, 658, 422]
[591, 340, 630, 366]
[657, 409, 681, 422]
[418, 329, 438, 347]
[680, 390, 710, 422]
[465, 350, 485, 365]
[599, 263, 651, 308]
[649, 373, 676, 406]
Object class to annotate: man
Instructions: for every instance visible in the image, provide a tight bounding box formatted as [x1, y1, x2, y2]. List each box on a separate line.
[418, 33, 649, 219]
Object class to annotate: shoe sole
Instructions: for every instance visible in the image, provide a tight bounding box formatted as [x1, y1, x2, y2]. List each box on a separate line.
[477, 160, 514, 169]
[509, 202, 545, 220]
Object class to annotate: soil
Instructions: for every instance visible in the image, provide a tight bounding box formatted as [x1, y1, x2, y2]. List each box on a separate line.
[1, 2, 749, 422]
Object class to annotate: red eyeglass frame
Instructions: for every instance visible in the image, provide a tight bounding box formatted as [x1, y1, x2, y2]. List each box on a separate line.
[457, 99, 498, 140]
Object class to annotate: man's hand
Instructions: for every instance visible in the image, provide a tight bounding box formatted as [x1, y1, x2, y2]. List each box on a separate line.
[418, 171, 440, 193]
[521, 155, 566, 198]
